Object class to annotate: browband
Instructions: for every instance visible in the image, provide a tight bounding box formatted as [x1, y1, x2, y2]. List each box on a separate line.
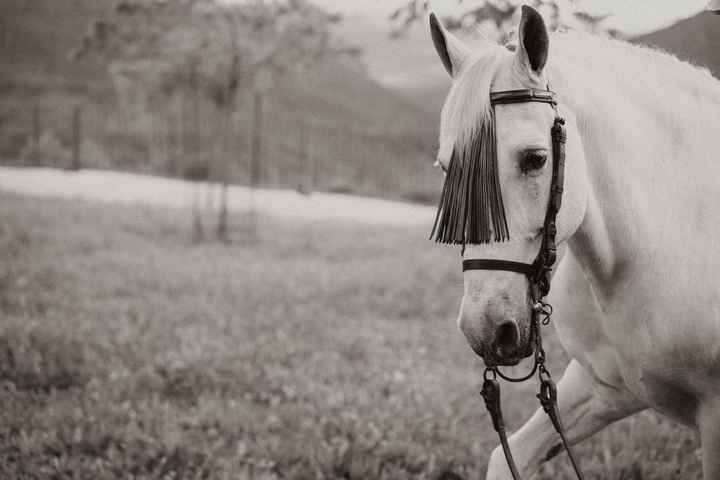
[490, 89, 557, 106]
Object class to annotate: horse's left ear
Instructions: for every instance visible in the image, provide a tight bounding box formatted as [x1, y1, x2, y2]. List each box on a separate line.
[515, 5, 549, 80]
[429, 12, 471, 77]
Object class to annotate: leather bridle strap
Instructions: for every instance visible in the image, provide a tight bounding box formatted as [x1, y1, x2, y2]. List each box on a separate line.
[461, 88, 585, 480]
[480, 372, 522, 479]
[462, 259, 533, 275]
[462, 87, 564, 298]
[490, 88, 557, 106]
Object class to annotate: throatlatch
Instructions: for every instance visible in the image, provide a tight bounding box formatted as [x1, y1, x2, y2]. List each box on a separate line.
[432, 87, 585, 480]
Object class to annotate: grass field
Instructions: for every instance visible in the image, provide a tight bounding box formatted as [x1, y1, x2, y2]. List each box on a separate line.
[0, 194, 702, 479]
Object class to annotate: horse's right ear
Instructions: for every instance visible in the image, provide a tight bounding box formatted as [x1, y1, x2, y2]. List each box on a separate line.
[429, 12, 471, 77]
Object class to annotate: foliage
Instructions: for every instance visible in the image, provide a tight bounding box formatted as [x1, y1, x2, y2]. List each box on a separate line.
[389, 0, 619, 41]
[0, 194, 703, 479]
[17, 126, 111, 170]
[18, 131, 72, 167]
[73, 0, 355, 110]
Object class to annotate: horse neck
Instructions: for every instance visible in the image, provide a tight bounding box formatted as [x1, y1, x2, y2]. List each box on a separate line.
[551, 60, 720, 293]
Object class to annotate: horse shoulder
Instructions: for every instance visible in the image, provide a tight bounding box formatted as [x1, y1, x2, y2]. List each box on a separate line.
[551, 249, 628, 392]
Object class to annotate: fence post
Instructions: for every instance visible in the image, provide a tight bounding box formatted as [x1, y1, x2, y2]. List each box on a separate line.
[311, 124, 320, 192]
[347, 124, 356, 191]
[165, 108, 175, 175]
[250, 91, 263, 188]
[32, 104, 40, 164]
[71, 106, 82, 170]
[297, 119, 310, 194]
[246, 90, 264, 238]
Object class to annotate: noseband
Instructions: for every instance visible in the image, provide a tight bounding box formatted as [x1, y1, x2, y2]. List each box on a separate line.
[433, 88, 585, 480]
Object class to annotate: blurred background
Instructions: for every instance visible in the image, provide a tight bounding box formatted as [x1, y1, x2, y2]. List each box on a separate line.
[0, 0, 718, 478]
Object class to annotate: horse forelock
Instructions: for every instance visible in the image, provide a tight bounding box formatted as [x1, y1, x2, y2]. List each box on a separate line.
[439, 46, 510, 165]
[549, 31, 720, 153]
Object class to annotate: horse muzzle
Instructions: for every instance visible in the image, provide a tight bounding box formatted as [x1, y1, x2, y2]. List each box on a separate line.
[461, 315, 534, 367]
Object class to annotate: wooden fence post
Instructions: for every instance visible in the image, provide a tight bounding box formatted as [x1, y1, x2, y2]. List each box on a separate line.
[297, 119, 310, 194]
[246, 90, 264, 238]
[250, 91, 263, 188]
[311, 124, 320, 192]
[71, 106, 82, 170]
[32, 104, 40, 164]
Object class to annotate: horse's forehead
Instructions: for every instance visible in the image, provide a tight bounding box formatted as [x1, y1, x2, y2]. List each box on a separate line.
[436, 57, 507, 167]
[487, 60, 521, 88]
[495, 103, 555, 139]
[436, 59, 549, 168]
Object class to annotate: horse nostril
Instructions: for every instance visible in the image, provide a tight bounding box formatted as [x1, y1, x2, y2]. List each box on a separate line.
[493, 321, 519, 357]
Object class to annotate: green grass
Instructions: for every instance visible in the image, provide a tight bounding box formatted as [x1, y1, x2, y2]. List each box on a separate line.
[0, 194, 701, 479]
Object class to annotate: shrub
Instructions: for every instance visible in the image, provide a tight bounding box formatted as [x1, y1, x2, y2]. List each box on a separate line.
[19, 130, 72, 167]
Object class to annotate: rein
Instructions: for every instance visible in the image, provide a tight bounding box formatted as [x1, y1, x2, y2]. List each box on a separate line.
[434, 88, 585, 480]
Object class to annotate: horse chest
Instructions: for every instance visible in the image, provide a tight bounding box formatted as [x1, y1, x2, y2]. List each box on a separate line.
[593, 305, 719, 426]
[553, 258, 718, 422]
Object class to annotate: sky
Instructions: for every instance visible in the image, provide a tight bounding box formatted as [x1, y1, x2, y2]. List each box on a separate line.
[313, 0, 709, 35]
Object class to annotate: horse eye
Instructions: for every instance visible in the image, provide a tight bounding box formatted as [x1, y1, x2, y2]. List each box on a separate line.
[520, 150, 547, 174]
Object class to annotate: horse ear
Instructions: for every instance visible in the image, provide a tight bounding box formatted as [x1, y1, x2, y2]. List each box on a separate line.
[515, 5, 549, 80]
[429, 12, 471, 77]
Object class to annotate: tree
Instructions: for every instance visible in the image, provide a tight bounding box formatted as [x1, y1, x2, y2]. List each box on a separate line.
[75, 0, 354, 241]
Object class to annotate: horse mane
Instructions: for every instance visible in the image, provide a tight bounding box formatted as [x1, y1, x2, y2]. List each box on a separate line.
[553, 30, 719, 98]
[550, 30, 720, 135]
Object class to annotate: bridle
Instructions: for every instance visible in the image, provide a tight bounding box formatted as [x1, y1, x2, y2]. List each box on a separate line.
[462, 87, 584, 480]
[463, 88, 564, 297]
[449, 87, 585, 479]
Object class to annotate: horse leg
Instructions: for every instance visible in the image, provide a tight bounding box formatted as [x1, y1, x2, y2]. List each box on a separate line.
[485, 359, 644, 480]
[698, 396, 720, 479]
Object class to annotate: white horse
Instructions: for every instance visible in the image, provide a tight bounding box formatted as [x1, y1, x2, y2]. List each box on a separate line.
[429, 6, 720, 479]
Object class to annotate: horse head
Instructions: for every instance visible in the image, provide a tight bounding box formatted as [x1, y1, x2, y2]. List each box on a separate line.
[430, 6, 589, 366]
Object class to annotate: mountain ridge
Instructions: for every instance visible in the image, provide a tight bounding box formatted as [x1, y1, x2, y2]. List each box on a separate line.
[633, 11, 720, 79]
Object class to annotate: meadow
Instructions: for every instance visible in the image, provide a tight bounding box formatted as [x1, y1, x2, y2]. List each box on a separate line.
[0, 193, 702, 479]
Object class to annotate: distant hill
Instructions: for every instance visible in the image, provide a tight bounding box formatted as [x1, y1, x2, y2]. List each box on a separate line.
[634, 11, 720, 79]
[336, 14, 454, 119]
